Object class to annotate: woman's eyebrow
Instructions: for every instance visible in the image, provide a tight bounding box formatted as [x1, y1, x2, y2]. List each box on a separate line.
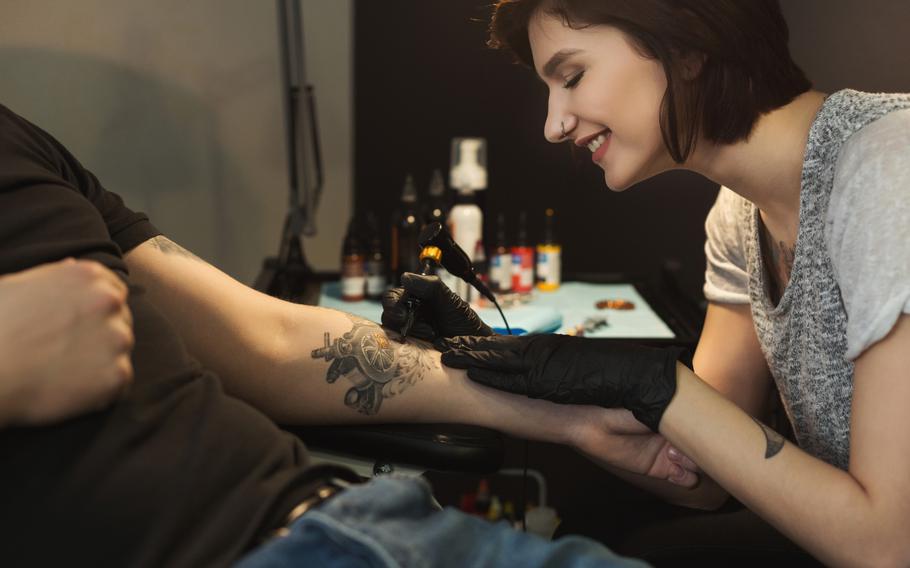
[540, 48, 582, 79]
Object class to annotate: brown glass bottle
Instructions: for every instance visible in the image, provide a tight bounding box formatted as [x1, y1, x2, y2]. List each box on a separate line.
[341, 217, 365, 302]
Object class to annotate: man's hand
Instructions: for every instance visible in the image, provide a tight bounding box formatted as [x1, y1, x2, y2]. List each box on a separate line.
[437, 334, 687, 432]
[381, 273, 493, 341]
[571, 407, 700, 488]
[0, 259, 134, 427]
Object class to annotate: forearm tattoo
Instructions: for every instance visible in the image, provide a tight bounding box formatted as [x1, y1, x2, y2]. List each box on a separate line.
[311, 315, 438, 415]
[751, 416, 785, 459]
[149, 236, 203, 263]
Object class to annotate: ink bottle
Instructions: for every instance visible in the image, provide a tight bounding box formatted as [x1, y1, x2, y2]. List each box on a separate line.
[448, 138, 487, 300]
[423, 168, 449, 226]
[536, 208, 562, 291]
[489, 213, 513, 294]
[364, 212, 386, 300]
[390, 174, 421, 285]
[340, 217, 366, 302]
[511, 211, 534, 294]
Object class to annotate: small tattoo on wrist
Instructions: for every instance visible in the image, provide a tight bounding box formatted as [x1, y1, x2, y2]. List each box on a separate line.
[751, 416, 784, 459]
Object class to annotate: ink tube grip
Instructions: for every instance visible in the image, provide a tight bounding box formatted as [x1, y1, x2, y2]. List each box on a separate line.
[400, 246, 443, 339]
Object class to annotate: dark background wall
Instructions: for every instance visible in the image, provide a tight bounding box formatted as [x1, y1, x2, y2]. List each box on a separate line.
[352, 0, 910, 304]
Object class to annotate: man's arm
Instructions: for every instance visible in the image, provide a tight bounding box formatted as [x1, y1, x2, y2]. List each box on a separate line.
[123, 236, 611, 448]
[123, 236, 733, 482]
[659, 315, 910, 566]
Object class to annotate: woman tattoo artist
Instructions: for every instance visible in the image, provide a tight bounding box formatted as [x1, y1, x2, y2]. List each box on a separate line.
[382, 1, 910, 565]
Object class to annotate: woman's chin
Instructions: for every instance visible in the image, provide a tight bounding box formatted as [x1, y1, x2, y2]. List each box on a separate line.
[603, 160, 662, 192]
[603, 169, 633, 192]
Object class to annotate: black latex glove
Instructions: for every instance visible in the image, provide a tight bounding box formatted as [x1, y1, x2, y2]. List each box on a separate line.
[381, 273, 494, 341]
[436, 334, 688, 432]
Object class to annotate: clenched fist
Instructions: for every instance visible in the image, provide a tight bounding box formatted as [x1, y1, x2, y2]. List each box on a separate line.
[0, 259, 134, 427]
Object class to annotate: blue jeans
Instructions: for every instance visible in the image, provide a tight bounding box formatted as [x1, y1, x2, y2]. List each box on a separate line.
[236, 476, 648, 568]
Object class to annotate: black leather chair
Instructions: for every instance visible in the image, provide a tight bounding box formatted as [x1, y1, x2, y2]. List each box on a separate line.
[283, 423, 504, 477]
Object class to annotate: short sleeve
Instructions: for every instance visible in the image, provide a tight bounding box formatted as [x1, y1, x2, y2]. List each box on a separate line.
[703, 186, 751, 304]
[0, 105, 161, 276]
[827, 109, 910, 360]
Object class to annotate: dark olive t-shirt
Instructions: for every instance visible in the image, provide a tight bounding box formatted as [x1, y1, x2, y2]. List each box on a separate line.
[0, 104, 320, 567]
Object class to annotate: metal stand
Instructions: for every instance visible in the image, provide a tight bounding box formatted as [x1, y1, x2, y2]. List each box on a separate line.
[254, 0, 324, 304]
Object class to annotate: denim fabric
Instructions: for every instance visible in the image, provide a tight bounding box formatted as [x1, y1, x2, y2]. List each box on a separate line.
[235, 476, 648, 568]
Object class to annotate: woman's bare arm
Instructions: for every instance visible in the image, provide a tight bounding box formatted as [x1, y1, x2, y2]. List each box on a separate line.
[660, 315, 910, 566]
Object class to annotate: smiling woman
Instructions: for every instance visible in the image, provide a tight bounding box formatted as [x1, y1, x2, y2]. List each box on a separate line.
[489, 0, 812, 163]
[372, 0, 910, 566]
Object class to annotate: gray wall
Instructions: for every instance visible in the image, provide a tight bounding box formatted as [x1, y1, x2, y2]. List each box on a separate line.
[0, 0, 352, 283]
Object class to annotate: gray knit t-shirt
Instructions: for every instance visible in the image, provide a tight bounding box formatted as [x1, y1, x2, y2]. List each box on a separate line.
[703, 90, 910, 470]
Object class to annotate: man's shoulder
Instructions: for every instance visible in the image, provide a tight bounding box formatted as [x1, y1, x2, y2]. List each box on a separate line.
[0, 103, 33, 138]
[0, 103, 58, 170]
[0, 103, 25, 148]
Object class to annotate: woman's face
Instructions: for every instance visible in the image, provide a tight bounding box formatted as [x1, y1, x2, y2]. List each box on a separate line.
[529, 12, 674, 190]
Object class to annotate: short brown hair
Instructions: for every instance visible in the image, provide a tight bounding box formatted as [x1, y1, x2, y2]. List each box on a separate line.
[489, 0, 812, 162]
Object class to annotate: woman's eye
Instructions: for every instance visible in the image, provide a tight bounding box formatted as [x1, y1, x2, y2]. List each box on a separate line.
[563, 70, 585, 89]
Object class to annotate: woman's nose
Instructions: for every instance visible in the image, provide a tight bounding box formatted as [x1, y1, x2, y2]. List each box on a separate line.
[545, 107, 576, 144]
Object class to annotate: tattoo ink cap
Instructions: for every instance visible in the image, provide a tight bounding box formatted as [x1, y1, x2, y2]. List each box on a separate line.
[448, 138, 486, 300]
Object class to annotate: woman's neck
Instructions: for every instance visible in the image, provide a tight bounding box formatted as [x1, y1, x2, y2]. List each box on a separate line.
[685, 90, 828, 237]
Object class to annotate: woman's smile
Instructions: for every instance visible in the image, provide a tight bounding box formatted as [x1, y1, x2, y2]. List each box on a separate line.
[588, 130, 611, 163]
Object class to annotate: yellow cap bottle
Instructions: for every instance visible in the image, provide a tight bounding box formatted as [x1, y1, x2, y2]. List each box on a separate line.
[536, 208, 561, 291]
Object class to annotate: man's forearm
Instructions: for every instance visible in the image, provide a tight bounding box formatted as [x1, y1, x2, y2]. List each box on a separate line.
[124, 239, 587, 445]
[259, 307, 591, 447]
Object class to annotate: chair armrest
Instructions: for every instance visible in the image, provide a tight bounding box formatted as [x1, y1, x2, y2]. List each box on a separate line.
[282, 423, 504, 474]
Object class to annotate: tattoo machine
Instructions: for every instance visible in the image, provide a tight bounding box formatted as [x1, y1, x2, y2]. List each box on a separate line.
[400, 244, 443, 338]
[400, 222, 511, 338]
